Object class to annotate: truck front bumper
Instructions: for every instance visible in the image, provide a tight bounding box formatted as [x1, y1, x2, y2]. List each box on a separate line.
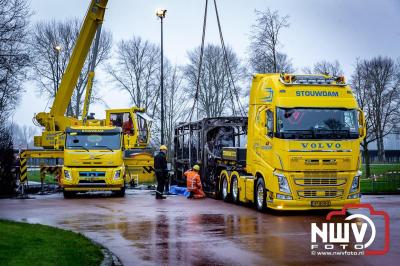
[63, 185, 123, 191]
[61, 166, 125, 191]
[267, 197, 360, 211]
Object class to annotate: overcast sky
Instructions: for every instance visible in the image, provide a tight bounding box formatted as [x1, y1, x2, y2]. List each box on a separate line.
[13, 0, 400, 128]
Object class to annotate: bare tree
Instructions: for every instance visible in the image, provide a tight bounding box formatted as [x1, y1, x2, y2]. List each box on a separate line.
[30, 19, 112, 118]
[11, 123, 37, 149]
[303, 60, 343, 76]
[107, 36, 160, 118]
[351, 60, 376, 177]
[352, 57, 400, 165]
[0, 124, 15, 195]
[365, 56, 400, 161]
[0, 0, 31, 124]
[184, 44, 244, 118]
[164, 64, 188, 156]
[249, 9, 290, 73]
[250, 51, 293, 74]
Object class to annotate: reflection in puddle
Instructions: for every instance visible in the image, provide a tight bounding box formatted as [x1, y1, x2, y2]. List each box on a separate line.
[53, 209, 362, 265]
[1, 193, 384, 266]
[117, 214, 268, 265]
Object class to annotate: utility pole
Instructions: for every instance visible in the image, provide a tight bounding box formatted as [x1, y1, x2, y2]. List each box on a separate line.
[156, 9, 167, 145]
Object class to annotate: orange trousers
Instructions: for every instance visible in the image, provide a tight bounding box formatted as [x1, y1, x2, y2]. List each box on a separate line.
[189, 188, 206, 199]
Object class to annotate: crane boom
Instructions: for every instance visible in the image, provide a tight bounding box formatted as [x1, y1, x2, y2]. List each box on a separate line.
[51, 0, 107, 118]
[36, 0, 108, 131]
[82, 25, 102, 122]
[26, 0, 154, 197]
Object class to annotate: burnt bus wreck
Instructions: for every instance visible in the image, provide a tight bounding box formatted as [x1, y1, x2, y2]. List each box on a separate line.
[173, 117, 247, 197]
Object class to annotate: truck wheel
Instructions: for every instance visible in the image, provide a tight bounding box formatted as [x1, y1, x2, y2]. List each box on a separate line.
[63, 190, 76, 199]
[115, 187, 125, 197]
[255, 178, 267, 212]
[231, 176, 239, 204]
[221, 175, 231, 202]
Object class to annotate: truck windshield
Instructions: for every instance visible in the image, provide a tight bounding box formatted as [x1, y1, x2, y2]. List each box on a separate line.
[276, 108, 359, 139]
[66, 132, 121, 151]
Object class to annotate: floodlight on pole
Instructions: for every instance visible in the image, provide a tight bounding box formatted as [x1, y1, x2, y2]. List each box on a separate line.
[156, 9, 167, 145]
[53, 44, 61, 93]
[54, 45, 62, 52]
[156, 9, 167, 18]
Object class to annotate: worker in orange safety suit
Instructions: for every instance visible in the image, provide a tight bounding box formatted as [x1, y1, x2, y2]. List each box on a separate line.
[184, 165, 205, 199]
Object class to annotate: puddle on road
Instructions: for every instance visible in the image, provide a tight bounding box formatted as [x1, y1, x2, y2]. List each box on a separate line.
[2, 194, 375, 265]
[107, 212, 332, 265]
[50, 206, 363, 265]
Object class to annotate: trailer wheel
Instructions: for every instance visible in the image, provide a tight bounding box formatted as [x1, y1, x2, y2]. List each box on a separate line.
[231, 175, 239, 204]
[255, 178, 267, 212]
[221, 174, 231, 202]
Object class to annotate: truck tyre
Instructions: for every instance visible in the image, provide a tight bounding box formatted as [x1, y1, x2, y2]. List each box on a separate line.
[63, 190, 76, 199]
[115, 187, 125, 197]
[221, 174, 231, 202]
[255, 178, 267, 212]
[231, 175, 239, 204]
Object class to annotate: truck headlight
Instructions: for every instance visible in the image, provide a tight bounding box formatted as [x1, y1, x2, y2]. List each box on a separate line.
[274, 171, 291, 194]
[276, 193, 293, 200]
[350, 172, 361, 193]
[64, 170, 71, 180]
[347, 193, 361, 199]
[113, 170, 121, 180]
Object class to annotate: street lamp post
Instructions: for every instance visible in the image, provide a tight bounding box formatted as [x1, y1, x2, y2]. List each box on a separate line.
[53, 44, 61, 165]
[156, 9, 167, 145]
[54, 44, 62, 93]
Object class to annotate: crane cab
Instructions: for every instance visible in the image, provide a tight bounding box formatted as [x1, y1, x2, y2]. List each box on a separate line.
[105, 107, 152, 149]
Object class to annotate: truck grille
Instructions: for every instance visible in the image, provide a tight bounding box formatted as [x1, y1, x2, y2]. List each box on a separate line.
[297, 190, 343, 198]
[294, 178, 346, 186]
[303, 172, 337, 177]
[79, 172, 106, 177]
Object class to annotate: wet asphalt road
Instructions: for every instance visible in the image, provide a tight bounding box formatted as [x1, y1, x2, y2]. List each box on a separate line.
[0, 191, 398, 266]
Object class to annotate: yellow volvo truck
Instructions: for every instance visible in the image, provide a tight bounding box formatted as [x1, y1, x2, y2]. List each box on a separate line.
[174, 73, 366, 211]
[62, 126, 126, 197]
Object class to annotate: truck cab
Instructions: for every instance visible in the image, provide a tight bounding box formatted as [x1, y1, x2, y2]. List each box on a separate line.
[105, 107, 152, 149]
[245, 74, 365, 210]
[61, 126, 126, 197]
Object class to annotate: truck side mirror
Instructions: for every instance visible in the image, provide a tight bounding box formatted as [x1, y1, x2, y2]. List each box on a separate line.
[358, 109, 366, 139]
[266, 109, 274, 138]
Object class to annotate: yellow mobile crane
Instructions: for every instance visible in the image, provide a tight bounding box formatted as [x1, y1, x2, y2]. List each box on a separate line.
[20, 0, 154, 197]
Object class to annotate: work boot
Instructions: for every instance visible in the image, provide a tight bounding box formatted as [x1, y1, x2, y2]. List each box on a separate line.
[156, 193, 166, 199]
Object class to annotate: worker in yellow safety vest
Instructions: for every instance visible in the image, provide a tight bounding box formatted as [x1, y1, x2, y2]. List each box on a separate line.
[184, 165, 205, 199]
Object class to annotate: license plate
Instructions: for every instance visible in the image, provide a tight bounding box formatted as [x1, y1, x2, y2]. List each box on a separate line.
[311, 201, 331, 207]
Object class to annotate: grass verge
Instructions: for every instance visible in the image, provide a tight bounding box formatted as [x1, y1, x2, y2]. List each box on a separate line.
[361, 164, 400, 178]
[361, 175, 400, 193]
[361, 164, 400, 193]
[0, 220, 103, 266]
[27, 170, 57, 184]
